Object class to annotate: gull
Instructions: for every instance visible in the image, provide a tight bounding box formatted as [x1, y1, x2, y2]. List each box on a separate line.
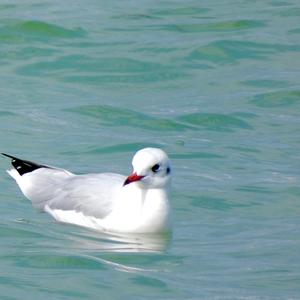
[2, 148, 172, 234]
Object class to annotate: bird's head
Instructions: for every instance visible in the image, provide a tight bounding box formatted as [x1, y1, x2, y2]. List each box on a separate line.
[124, 148, 171, 189]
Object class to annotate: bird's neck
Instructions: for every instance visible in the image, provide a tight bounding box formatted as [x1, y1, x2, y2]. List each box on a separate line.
[135, 187, 171, 233]
[106, 185, 171, 233]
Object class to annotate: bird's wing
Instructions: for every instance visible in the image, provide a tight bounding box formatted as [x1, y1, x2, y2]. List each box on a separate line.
[47, 173, 125, 218]
[9, 165, 125, 219]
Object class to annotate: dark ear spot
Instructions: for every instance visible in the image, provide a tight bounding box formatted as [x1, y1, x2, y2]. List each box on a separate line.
[166, 167, 171, 174]
[151, 164, 160, 173]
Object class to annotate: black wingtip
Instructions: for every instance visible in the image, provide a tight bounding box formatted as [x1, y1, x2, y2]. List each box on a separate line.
[2, 153, 17, 160]
[2, 153, 48, 176]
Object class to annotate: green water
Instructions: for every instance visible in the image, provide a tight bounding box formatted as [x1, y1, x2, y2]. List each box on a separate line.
[1, 1, 300, 299]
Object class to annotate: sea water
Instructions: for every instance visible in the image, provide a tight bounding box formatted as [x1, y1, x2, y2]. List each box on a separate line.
[0, 1, 300, 299]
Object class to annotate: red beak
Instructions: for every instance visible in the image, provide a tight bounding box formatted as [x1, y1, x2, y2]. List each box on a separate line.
[123, 172, 145, 186]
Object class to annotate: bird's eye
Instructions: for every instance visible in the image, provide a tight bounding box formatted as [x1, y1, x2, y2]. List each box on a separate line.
[151, 164, 160, 173]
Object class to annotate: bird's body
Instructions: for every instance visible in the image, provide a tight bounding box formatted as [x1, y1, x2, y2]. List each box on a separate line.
[3, 148, 172, 234]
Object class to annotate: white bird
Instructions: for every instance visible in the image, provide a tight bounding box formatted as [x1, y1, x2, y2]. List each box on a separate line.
[2, 148, 172, 234]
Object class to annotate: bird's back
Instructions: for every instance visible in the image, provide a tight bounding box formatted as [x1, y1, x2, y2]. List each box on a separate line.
[48, 172, 125, 218]
[10, 166, 125, 219]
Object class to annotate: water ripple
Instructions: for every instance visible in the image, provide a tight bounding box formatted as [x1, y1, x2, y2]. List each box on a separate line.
[66, 105, 190, 131]
[151, 20, 265, 33]
[189, 40, 300, 65]
[14, 253, 107, 270]
[178, 112, 253, 131]
[0, 20, 86, 42]
[16, 54, 187, 83]
[250, 90, 300, 108]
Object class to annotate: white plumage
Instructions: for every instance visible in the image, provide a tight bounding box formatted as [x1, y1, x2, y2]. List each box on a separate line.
[3, 148, 172, 234]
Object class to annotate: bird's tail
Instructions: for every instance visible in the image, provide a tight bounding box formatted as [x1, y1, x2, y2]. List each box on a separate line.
[2, 153, 49, 176]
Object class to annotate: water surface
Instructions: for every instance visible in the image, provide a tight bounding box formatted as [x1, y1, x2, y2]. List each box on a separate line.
[1, 1, 300, 299]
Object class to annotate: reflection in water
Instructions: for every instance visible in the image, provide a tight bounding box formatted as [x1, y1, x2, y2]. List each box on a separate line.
[66, 228, 172, 253]
[65, 230, 173, 273]
[9, 220, 173, 273]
